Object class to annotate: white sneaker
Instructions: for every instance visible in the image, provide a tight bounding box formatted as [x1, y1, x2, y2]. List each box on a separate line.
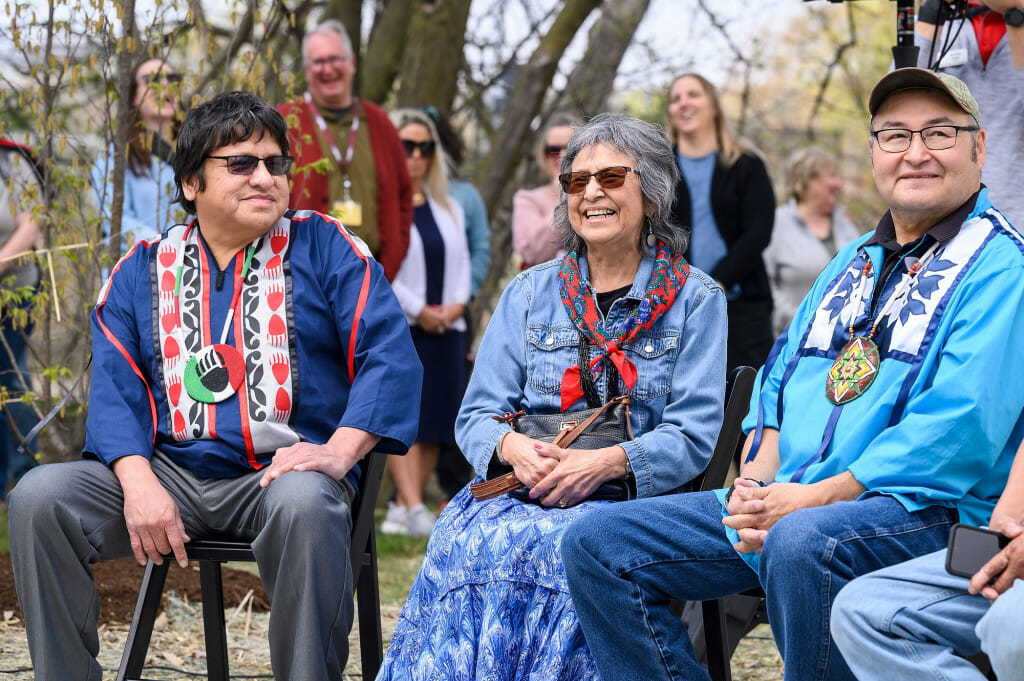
[406, 503, 437, 537]
[379, 502, 410, 535]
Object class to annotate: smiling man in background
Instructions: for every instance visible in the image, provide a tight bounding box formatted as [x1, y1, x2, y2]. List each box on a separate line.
[277, 19, 413, 281]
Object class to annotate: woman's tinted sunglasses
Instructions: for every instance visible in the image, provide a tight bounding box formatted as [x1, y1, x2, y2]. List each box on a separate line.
[401, 139, 436, 158]
[559, 166, 640, 194]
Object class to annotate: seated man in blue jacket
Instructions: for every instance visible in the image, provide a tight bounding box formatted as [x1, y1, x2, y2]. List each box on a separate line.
[562, 69, 1024, 681]
[8, 91, 422, 681]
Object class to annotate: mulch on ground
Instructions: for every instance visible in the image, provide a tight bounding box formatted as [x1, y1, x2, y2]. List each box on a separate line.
[0, 551, 269, 624]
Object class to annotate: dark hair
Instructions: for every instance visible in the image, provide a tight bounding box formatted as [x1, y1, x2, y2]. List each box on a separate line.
[552, 113, 686, 256]
[535, 112, 582, 172]
[173, 91, 290, 214]
[127, 59, 184, 175]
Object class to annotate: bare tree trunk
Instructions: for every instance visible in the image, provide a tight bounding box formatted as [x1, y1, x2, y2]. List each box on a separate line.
[475, 0, 602, 214]
[469, 0, 602, 331]
[395, 0, 473, 114]
[108, 0, 137, 266]
[323, 0, 364, 60]
[361, 0, 416, 103]
[560, 0, 651, 116]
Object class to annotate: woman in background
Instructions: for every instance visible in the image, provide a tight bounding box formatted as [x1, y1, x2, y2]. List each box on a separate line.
[511, 113, 580, 268]
[422, 107, 489, 506]
[92, 58, 184, 251]
[764, 147, 860, 336]
[667, 73, 775, 371]
[425, 107, 490, 299]
[382, 108, 471, 537]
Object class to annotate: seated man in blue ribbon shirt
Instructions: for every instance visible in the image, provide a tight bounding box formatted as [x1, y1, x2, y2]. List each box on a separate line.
[562, 69, 1024, 681]
[8, 91, 422, 681]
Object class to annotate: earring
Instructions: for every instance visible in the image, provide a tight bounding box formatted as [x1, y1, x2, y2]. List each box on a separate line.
[645, 221, 656, 248]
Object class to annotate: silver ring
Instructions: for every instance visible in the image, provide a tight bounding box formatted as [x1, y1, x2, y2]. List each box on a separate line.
[559, 500, 568, 508]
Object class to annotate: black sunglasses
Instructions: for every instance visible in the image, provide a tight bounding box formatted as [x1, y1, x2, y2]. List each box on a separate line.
[139, 72, 184, 85]
[206, 155, 294, 176]
[544, 144, 565, 158]
[559, 166, 641, 194]
[401, 139, 436, 158]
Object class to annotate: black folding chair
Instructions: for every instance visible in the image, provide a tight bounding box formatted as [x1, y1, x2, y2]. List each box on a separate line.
[676, 365, 756, 681]
[115, 452, 386, 681]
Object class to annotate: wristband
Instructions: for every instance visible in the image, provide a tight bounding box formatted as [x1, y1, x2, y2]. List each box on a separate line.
[724, 477, 768, 506]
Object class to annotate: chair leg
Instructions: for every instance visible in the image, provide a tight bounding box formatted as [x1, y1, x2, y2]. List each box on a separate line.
[703, 600, 733, 681]
[357, 529, 383, 680]
[116, 560, 171, 681]
[199, 561, 230, 681]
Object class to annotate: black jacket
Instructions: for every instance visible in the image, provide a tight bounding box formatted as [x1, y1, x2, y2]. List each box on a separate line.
[672, 151, 775, 302]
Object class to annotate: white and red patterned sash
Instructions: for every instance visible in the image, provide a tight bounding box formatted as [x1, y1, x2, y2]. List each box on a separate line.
[153, 219, 298, 463]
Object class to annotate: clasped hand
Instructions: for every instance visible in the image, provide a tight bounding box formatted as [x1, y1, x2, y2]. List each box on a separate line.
[722, 481, 819, 554]
[500, 432, 624, 508]
[416, 303, 463, 335]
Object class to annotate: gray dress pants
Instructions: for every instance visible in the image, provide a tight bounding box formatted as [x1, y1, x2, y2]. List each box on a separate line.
[7, 451, 355, 681]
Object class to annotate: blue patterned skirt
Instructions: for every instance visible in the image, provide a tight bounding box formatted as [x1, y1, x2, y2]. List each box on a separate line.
[376, 482, 609, 680]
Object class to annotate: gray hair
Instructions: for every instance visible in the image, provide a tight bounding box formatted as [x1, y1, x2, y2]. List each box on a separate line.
[783, 147, 838, 203]
[553, 113, 686, 256]
[303, 19, 354, 65]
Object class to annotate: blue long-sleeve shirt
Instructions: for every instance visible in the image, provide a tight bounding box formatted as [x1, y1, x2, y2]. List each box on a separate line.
[742, 190, 1024, 528]
[85, 209, 422, 484]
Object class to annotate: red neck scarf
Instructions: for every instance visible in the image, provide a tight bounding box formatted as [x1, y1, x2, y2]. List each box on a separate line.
[557, 242, 689, 411]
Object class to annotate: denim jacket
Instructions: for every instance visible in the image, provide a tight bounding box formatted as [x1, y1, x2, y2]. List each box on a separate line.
[456, 252, 727, 498]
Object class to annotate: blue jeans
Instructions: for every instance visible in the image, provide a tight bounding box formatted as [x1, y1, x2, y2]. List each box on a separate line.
[0, 311, 36, 499]
[561, 491, 954, 681]
[832, 549, 1024, 681]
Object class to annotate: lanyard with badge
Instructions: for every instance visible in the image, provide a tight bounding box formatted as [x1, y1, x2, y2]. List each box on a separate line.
[303, 91, 362, 227]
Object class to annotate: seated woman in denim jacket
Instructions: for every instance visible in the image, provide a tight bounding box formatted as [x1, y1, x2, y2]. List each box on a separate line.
[377, 113, 727, 681]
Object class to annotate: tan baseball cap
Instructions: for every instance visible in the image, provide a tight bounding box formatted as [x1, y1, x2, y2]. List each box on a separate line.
[868, 68, 981, 124]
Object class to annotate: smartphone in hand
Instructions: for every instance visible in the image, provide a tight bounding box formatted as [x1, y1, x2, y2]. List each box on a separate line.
[945, 523, 1010, 579]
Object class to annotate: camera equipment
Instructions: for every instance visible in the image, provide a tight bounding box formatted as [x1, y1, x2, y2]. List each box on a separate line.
[803, 0, 920, 68]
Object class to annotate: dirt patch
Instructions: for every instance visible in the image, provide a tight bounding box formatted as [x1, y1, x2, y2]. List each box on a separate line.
[0, 550, 269, 624]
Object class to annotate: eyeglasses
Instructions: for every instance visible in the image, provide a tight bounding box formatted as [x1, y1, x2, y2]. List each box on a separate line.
[401, 139, 436, 158]
[871, 125, 979, 153]
[559, 166, 640, 194]
[544, 144, 565, 158]
[308, 55, 349, 70]
[139, 72, 184, 85]
[206, 155, 294, 176]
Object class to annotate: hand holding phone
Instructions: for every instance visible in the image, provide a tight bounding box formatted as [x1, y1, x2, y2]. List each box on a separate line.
[945, 523, 1010, 579]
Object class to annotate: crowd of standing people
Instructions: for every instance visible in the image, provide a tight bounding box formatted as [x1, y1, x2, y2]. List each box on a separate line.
[4, 4, 1024, 681]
